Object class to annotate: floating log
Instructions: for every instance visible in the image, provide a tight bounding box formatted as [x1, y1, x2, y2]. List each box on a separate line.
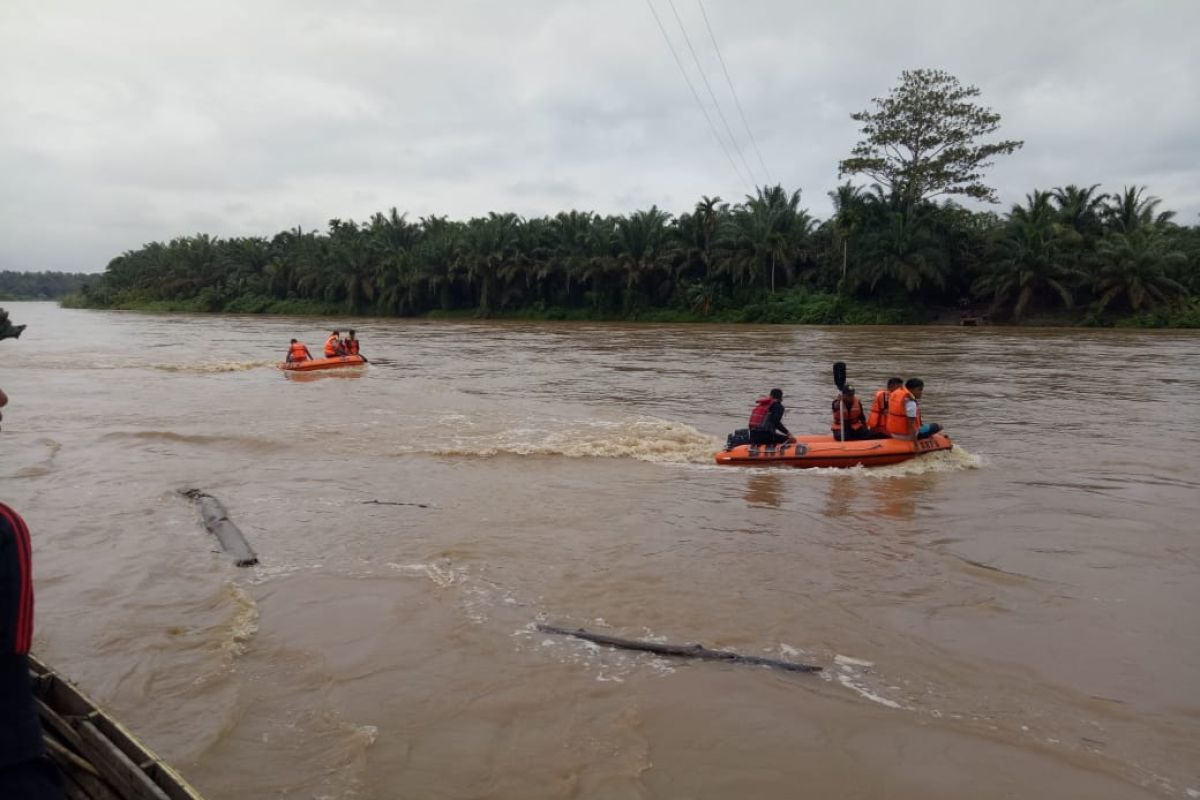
[361, 499, 431, 508]
[180, 490, 258, 567]
[536, 624, 821, 674]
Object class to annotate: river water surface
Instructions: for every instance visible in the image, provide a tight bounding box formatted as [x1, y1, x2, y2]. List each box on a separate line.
[2, 301, 1198, 799]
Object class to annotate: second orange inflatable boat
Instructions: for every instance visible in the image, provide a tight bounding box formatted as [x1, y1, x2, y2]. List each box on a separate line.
[714, 433, 953, 469]
[278, 354, 367, 372]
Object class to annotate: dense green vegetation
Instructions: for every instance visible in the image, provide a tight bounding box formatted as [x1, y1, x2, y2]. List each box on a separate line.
[0, 270, 90, 300]
[54, 69, 1200, 327]
[57, 183, 1199, 327]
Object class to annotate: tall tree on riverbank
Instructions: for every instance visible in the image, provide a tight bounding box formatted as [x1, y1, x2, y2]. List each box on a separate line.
[838, 69, 1024, 215]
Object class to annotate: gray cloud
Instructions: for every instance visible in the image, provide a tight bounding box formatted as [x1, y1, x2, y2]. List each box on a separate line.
[2, 0, 1198, 271]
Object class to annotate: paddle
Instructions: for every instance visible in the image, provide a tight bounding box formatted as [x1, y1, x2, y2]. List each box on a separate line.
[833, 362, 847, 442]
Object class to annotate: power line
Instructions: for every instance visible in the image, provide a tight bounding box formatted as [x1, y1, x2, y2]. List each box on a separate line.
[644, 0, 753, 191]
[697, 0, 774, 186]
[667, 0, 762, 188]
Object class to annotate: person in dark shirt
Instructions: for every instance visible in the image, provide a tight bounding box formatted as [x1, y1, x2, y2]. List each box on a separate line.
[748, 388, 791, 445]
[0, 501, 63, 798]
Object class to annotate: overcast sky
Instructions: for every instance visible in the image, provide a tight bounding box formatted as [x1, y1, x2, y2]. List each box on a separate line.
[2, 0, 1197, 272]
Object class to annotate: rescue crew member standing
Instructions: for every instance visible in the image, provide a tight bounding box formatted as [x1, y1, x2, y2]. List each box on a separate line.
[885, 378, 942, 441]
[831, 384, 885, 440]
[342, 330, 360, 356]
[286, 339, 313, 363]
[867, 377, 904, 433]
[748, 388, 791, 445]
[324, 330, 345, 358]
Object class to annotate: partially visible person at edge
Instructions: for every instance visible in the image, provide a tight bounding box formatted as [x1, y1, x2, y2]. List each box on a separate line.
[323, 330, 345, 358]
[748, 388, 791, 445]
[885, 378, 943, 441]
[1, 501, 65, 798]
[342, 330, 360, 356]
[831, 384, 887, 441]
[0, 386, 7, 430]
[285, 338, 312, 363]
[867, 377, 904, 433]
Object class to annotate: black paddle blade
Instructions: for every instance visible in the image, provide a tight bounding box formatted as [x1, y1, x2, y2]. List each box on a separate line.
[833, 362, 847, 391]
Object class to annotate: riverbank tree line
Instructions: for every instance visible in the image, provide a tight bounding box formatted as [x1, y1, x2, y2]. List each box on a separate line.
[0, 271, 90, 300]
[59, 69, 1200, 327]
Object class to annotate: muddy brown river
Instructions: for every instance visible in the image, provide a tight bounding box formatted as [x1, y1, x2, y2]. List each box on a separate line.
[2, 301, 1198, 799]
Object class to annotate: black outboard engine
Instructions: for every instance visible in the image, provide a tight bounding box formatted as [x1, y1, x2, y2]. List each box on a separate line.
[725, 428, 752, 450]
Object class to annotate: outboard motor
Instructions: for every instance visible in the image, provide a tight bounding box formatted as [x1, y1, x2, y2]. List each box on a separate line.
[725, 428, 752, 450]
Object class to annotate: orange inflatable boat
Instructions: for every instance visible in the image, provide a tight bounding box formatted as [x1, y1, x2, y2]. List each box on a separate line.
[714, 433, 953, 469]
[278, 354, 367, 372]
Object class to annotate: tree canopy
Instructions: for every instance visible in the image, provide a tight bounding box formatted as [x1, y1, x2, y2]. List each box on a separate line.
[13, 69, 1194, 328]
[838, 68, 1024, 209]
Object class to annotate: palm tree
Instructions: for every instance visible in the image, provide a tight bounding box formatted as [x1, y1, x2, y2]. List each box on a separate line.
[1051, 183, 1108, 239]
[612, 206, 672, 311]
[1091, 229, 1188, 313]
[1104, 186, 1175, 234]
[828, 183, 873, 289]
[549, 210, 601, 305]
[973, 200, 1080, 320]
[851, 204, 949, 295]
[731, 185, 811, 294]
[456, 213, 523, 315]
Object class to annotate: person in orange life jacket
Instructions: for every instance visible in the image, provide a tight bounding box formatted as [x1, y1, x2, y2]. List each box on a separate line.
[831, 384, 887, 440]
[324, 330, 345, 358]
[748, 388, 791, 445]
[342, 329, 360, 356]
[866, 377, 904, 432]
[884, 378, 943, 441]
[285, 339, 313, 363]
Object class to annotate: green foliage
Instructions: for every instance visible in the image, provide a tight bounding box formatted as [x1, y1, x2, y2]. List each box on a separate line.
[973, 191, 1081, 320]
[724, 287, 921, 325]
[31, 69, 1196, 329]
[1112, 303, 1200, 328]
[838, 68, 1023, 208]
[0, 270, 91, 300]
[1091, 228, 1188, 313]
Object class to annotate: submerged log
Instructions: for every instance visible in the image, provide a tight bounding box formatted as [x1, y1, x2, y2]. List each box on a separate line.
[362, 499, 431, 508]
[536, 624, 821, 674]
[180, 490, 258, 567]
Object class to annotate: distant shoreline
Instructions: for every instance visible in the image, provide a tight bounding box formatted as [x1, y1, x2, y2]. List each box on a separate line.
[50, 295, 1199, 329]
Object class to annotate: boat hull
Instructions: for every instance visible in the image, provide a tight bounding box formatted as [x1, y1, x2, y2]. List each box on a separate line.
[278, 354, 366, 372]
[29, 654, 205, 799]
[714, 433, 953, 469]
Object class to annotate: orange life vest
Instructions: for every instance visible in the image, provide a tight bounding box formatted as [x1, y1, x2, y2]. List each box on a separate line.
[831, 396, 866, 433]
[344, 338, 359, 355]
[867, 389, 889, 431]
[324, 335, 341, 358]
[885, 387, 919, 437]
[288, 342, 309, 361]
[748, 397, 774, 431]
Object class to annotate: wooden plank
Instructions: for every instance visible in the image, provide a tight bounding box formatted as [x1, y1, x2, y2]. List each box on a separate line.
[76, 720, 172, 800]
[35, 697, 88, 753]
